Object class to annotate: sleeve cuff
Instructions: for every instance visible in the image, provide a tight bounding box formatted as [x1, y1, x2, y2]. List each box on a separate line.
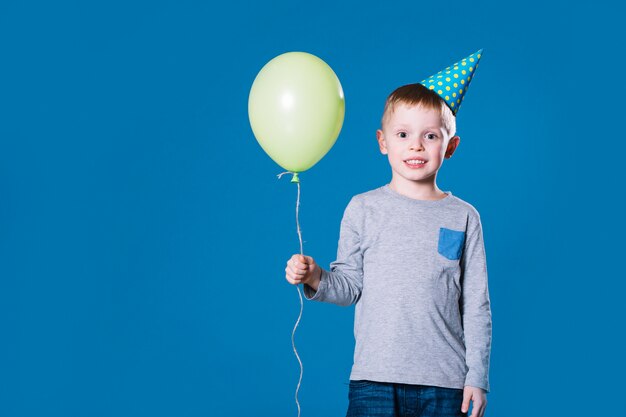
[464, 374, 490, 393]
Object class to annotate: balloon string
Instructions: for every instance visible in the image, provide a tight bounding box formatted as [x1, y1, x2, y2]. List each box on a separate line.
[277, 170, 304, 417]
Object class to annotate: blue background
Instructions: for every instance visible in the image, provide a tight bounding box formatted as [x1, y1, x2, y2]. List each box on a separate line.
[1, 0, 624, 416]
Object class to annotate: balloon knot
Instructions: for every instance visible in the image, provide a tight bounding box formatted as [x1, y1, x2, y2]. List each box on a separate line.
[277, 171, 300, 183]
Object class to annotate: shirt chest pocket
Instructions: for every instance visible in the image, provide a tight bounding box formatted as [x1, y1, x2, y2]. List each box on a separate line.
[437, 227, 466, 261]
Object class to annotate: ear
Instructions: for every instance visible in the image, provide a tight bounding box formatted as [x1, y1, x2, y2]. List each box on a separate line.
[376, 129, 388, 155]
[445, 135, 460, 158]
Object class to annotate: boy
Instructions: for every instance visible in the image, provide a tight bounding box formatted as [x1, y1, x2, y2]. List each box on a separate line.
[285, 49, 491, 417]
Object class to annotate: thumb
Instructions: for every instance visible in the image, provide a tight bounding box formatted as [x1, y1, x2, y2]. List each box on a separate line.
[461, 389, 471, 413]
[299, 255, 308, 264]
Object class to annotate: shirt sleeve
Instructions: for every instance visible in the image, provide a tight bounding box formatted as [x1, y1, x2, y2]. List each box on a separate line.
[460, 211, 493, 393]
[303, 196, 364, 306]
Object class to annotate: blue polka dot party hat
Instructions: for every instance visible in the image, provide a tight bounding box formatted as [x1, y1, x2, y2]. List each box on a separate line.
[419, 49, 483, 115]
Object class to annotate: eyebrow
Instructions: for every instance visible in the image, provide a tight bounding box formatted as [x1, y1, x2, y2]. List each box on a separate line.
[392, 124, 443, 131]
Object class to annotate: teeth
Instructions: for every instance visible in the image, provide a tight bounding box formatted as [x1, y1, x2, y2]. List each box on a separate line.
[406, 160, 426, 165]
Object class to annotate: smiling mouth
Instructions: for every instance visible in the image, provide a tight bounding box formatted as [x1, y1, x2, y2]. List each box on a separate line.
[404, 159, 427, 167]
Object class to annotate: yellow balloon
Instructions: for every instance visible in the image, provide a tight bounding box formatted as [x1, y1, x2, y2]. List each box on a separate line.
[248, 52, 345, 173]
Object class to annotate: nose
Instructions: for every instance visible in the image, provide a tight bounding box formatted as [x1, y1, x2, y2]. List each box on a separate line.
[409, 136, 425, 151]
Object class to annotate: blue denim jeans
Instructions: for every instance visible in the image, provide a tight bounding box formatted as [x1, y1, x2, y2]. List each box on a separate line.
[346, 380, 468, 417]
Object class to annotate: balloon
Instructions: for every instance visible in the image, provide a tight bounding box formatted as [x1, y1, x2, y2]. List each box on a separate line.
[248, 52, 345, 174]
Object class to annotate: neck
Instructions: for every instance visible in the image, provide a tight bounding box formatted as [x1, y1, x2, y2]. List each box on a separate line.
[389, 176, 447, 201]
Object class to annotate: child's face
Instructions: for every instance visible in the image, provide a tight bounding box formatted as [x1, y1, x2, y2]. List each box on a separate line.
[376, 103, 460, 187]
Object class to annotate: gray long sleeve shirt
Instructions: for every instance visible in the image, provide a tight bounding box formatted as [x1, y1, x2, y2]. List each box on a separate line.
[303, 184, 492, 392]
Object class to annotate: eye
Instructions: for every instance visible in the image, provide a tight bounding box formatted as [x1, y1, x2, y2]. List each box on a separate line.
[398, 132, 407, 138]
[425, 133, 438, 140]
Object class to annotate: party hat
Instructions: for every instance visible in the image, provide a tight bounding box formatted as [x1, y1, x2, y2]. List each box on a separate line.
[419, 49, 483, 115]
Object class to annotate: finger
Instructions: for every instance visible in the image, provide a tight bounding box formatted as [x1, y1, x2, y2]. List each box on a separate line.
[288, 263, 306, 276]
[469, 400, 482, 417]
[285, 274, 301, 285]
[285, 266, 302, 281]
[293, 259, 308, 272]
[461, 390, 471, 414]
[291, 254, 304, 267]
[299, 254, 311, 266]
[478, 401, 487, 417]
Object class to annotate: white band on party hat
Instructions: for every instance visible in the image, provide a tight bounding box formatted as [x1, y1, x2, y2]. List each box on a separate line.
[419, 49, 483, 115]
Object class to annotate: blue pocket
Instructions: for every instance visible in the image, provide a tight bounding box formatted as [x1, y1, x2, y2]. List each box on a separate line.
[438, 227, 466, 260]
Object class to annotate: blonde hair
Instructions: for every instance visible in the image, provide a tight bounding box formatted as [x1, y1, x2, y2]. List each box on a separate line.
[381, 83, 456, 138]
